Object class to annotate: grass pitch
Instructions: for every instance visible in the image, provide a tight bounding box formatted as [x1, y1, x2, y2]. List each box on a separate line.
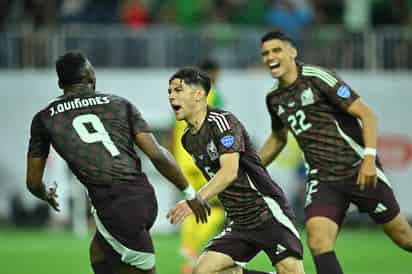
[0, 227, 410, 274]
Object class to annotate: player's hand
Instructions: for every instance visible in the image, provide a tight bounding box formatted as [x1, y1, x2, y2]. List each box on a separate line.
[186, 193, 211, 224]
[45, 181, 60, 212]
[357, 156, 377, 191]
[167, 200, 193, 224]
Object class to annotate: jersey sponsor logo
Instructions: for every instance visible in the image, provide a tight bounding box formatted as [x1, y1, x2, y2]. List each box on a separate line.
[374, 203, 387, 214]
[288, 101, 296, 108]
[207, 140, 219, 161]
[221, 135, 235, 148]
[275, 244, 287, 255]
[277, 105, 285, 115]
[301, 88, 315, 106]
[337, 85, 351, 98]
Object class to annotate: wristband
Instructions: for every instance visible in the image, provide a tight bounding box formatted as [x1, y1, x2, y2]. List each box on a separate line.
[183, 185, 196, 200]
[364, 147, 376, 157]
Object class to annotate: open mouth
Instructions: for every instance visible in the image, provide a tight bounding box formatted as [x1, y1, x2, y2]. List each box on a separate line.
[172, 105, 182, 112]
[269, 61, 280, 70]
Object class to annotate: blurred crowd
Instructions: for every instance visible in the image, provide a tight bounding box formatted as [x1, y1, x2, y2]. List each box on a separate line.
[1, 1, 412, 36]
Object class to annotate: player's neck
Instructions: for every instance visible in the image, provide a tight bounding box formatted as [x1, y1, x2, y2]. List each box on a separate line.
[187, 104, 208, 134]
[279, 62, 298, 88]
[63, 84, 94, 96]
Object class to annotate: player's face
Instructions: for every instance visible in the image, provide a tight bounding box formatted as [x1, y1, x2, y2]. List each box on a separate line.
[261, 39, 297, 79]
[168, 79, 198, 121]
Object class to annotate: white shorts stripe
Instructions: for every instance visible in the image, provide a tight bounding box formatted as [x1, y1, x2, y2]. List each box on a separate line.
[246, 175, 301, 239]
[334, 120, 391, 187]
[91, 207, 155, 270]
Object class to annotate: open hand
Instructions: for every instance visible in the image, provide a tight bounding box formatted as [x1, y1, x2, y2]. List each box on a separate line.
[357, 156, 377, 191]
[45, 181, 60, 212]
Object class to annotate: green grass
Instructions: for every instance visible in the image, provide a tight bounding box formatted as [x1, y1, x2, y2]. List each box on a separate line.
[0, 227, 410, 274]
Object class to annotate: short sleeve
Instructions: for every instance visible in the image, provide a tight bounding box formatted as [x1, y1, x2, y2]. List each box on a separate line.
[210, 112, 245, 155]
[313, 69, 360, 110]
[127, 101, 151, 134]
[28, 112, 50, 157]
[266, 94, 284, 131]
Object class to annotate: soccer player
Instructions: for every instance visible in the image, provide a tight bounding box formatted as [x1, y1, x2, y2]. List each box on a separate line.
[259, 30, 412, 274]
[167, 67, 305, 274]
[172, 59, 225, 274]
[26, 51, 210, 274]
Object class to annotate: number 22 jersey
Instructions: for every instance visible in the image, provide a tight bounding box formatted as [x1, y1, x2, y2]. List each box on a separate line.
[266, 63, 378, 182]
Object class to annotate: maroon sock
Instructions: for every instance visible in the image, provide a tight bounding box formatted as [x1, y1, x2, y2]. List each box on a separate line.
[314, 251, 343, 274]
[243, 270, 273, 274]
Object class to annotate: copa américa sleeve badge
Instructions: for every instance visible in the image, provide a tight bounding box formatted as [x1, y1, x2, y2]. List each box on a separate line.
[221, 135, 235, 148]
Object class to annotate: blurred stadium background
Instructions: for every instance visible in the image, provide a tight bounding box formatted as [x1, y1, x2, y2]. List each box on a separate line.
[1, 0, 412, 273]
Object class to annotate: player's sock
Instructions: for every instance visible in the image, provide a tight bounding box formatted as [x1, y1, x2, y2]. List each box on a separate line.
[243, 269, 274, 274]
[91, 261, 113, 274]
[314, 251, 343, 274]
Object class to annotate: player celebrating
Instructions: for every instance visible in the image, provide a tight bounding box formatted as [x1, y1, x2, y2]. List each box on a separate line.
[259, 30, 412, 274]
[172, 59, 225, 274]
[26, 51, 210, 274]
[167, 67, 305, 274]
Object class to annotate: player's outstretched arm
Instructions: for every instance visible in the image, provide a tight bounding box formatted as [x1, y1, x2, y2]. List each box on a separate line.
[198, 152, 240, 202]
[26, 157, 60, 211]
[258, 127, 288, 167]
[135, 132, 210, 223]
[347, 98, 378, 190]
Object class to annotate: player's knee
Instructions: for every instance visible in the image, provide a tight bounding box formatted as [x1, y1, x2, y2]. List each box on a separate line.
[277, 263, 305, 274]
[307, 235, 333, 255]
[192, 262, 210, 274]
[393, 227, 412, 251]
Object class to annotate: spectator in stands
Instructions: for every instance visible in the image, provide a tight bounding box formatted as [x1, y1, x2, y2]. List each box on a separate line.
[120, 0, 150, 29]
[265, 0, 313, 41]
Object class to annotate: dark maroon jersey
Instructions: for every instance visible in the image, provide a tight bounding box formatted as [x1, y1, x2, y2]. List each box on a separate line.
[28, 90, 151, 187]
[182, 108, 296, 231]
[266, 63, 380, 181]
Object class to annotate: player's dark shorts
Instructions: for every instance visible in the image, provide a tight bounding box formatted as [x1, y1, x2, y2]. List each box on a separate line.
[204, 217, 303, 266]
[304, 174, 400, 226]
[87, 174, 158, 270]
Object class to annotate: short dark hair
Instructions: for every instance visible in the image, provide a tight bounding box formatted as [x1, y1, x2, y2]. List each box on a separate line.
[198, 58, 219, 72]
[261, 30, 295, 47]
[169, 67, 211, 96]
[56, 51, 89, 86]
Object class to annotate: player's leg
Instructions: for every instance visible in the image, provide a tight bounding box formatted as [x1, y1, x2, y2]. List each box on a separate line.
[115, 263, 156, 274]
[382, 213, 412, 252]
[192, 251, 237, 274]
[193, 251, 274, 274]
[90, 232, 115, 274]
[275, 256, 305, 274]
[350, 175, 412, 252]
[304, 179, 349, 274]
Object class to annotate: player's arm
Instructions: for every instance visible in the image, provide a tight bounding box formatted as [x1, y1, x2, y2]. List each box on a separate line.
[168, 152, 239, 225]
[135, 132, 210, 223]
[346, 98, 378, 190]
[198, 152, 239, 201]
[26, 156, 59, 211]
[26, 112, 59, 211]
[259, 127, 288, 167]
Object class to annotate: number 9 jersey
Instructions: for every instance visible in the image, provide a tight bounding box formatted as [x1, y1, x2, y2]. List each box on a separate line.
[28, 90, 151, 187]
